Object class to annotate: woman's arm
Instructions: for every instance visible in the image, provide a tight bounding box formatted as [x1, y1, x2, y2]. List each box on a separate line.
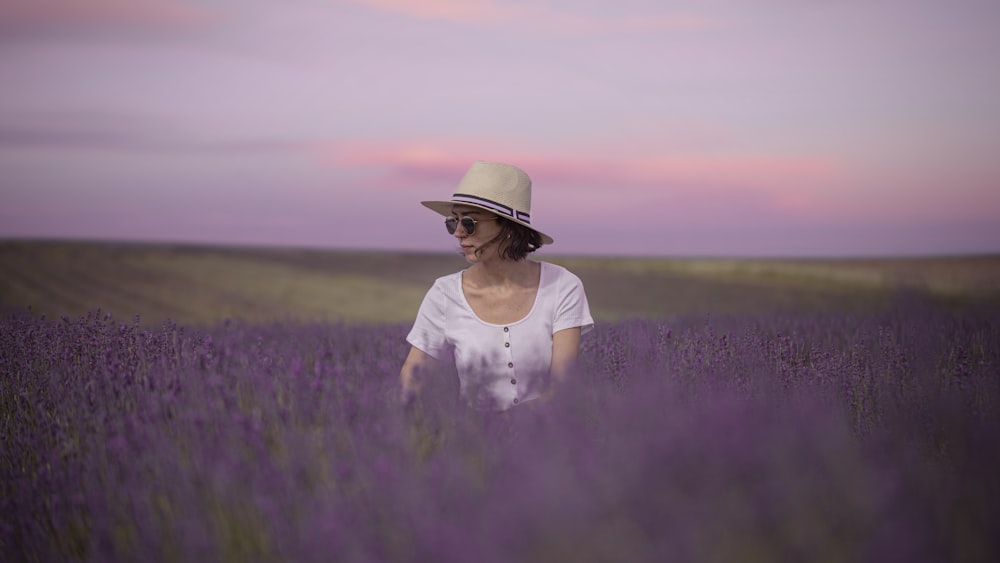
[551, 327, 582, 383]
[399, 346, 439, 405]
[533, 327, 582, 405]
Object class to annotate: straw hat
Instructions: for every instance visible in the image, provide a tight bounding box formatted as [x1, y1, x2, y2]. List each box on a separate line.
[421, 160, 554, 244]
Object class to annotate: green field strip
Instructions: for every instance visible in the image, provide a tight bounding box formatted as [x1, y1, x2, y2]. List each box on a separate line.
[0, 254, 115, 318]
[4, 244, 298, 324]
[59, 259, 208, 324]
[226, 247, 466, 285]
[116, 251, 429, 324]
[96, 253, 311, 325]
[549, 256, 893, 292]
[4, 248, 201, 324]
[551, 254, 1000, 297]
[0, 261, 87, 317]
[75, 249, 250, 321]
[37, 254, 178, 318]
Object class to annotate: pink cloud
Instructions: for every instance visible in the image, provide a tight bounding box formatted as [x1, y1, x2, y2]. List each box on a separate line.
[826, 166, 1000, 224]
[306, 138, 494, 172]
[340, 0, 723, 33]
[301, 137, 841, 219]
[342, 0, 525, 24]
[0, 0, 218, 29]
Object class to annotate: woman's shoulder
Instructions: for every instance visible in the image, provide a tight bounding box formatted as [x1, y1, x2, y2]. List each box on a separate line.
[427, 269, 465, 295]
[416, 270, 465, 312]
[539, 260, 581, 278]
[432, 268, 465, 284]
[538, 261, 585, 288]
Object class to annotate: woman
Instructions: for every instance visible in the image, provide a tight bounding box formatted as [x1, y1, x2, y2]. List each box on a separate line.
[400, 160, 594, 411]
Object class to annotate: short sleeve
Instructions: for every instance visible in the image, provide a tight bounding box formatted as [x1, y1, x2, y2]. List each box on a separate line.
[552, 268, 595, 335]
[406, 282, 450, 360]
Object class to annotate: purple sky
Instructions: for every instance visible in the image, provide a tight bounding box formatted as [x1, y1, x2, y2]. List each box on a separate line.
[1, 0, 999, 257]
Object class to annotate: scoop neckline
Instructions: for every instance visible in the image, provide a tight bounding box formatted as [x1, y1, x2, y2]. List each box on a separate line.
[459, 261, 545, 328]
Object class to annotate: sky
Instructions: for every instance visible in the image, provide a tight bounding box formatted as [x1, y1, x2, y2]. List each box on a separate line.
[1, 0, 999, 257]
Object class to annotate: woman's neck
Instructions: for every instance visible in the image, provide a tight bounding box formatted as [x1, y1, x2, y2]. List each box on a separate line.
[468, 256, 536, 288]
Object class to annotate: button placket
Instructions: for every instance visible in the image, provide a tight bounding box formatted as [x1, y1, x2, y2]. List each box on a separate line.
[503, 326, 518, 401]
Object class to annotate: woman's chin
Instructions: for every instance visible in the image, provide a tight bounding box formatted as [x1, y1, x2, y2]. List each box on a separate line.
[457, 246, 478, 262]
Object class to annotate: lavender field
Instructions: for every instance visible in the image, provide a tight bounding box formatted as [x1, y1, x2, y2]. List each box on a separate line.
[3, 295, 998, 562]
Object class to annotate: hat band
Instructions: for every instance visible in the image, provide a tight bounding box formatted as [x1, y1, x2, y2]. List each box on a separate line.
[452, 193, 531, 224]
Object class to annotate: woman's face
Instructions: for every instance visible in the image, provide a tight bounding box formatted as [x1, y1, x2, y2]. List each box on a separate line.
[449, 205, 502, 263]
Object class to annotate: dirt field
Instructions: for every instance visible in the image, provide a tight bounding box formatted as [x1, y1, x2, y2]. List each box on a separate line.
[2, 240, 998, 326]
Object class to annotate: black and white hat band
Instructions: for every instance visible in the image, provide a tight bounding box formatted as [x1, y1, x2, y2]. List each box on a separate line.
[451, 193, 532, 224]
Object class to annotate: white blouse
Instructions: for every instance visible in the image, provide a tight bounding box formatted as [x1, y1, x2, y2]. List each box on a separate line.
[406, 261, 594, 411]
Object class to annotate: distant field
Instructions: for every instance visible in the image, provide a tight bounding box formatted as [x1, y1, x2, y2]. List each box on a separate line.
[2, 240, 998, 326]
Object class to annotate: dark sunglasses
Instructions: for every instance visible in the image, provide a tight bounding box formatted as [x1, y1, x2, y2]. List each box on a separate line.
[445, 215, 497, 235]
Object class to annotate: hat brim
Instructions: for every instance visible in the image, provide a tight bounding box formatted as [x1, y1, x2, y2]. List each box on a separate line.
[421, 200, 555, 245]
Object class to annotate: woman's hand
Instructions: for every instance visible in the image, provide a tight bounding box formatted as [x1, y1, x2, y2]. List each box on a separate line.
[399, 346, 438, 406]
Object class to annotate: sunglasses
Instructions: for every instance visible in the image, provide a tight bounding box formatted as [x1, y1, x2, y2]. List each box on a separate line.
[445, 215, 497, 235]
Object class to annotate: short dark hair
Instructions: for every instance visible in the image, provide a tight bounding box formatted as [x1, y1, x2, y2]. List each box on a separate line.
[476, 217, 544, 261]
